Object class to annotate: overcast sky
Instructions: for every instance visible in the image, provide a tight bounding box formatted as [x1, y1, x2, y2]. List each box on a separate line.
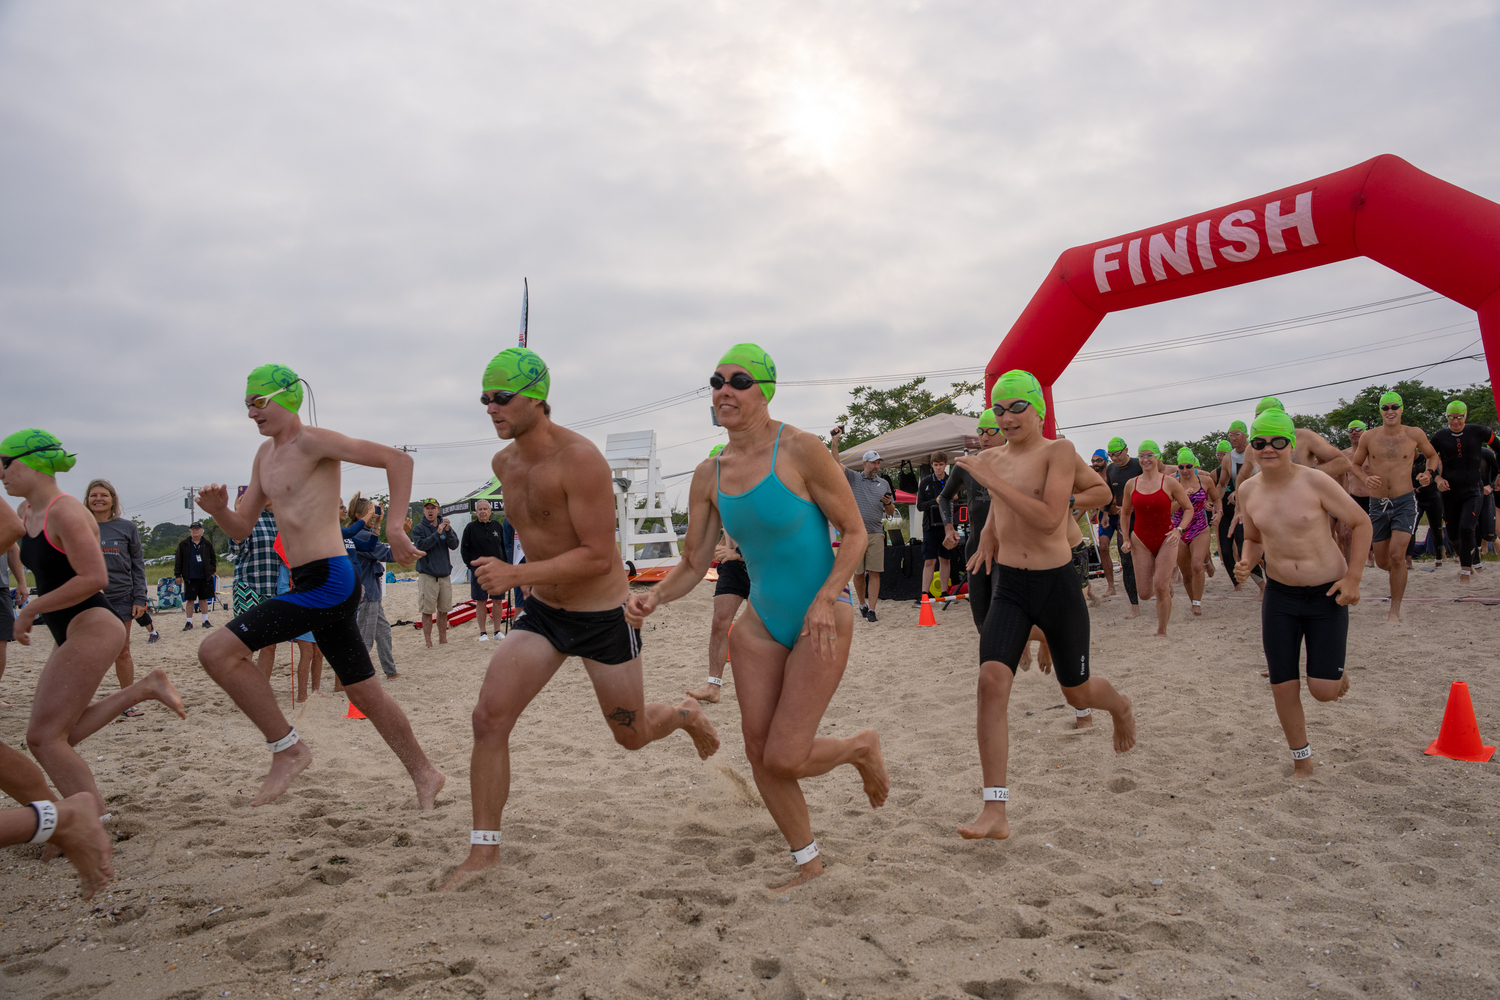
[3, 1, 1497, 523]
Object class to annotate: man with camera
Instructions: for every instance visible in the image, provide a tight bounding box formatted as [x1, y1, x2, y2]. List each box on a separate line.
[828, 428, 897, 622]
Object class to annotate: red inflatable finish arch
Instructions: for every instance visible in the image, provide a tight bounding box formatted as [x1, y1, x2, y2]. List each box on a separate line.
[984, 155, 1500, 437]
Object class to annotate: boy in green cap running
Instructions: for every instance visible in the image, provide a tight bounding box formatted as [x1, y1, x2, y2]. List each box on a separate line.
[1347, 391, 1437, 619]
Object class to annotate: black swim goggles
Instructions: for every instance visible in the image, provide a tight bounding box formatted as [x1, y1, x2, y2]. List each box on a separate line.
[1381, 404, 1402, 412]
[480, 365, 550, 407]
[991, 400, 1033, 415]
[0, 446, 55, 470]
[709, 372, 776, 392]
[1250, 436, 1292, 451]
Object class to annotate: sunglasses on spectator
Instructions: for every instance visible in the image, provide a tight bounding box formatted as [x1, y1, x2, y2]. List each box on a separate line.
[1251, 436, 1292, 450]
[245, 386, 294, 410]
[991, 400, 1032, 414]
[709, 372, 776, 391]
[0, 446, 50, 470]
[1381, 404, 1402, 412]
[977, 427, 1002, 437]
[480, 366, 550, 407]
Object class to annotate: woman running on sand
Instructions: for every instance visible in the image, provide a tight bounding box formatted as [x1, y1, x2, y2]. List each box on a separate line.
[1170, 448, 1220, 616]
[1119, 440, 1191, 636]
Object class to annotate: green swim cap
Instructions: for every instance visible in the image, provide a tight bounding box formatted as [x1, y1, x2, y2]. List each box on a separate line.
[1176, 447, 1198, 467]
[708, 444, 724, 458]
[1347, 419, 1367, 431]
[991, 369, 1045, 418]
[1138, 439, 1161, 456]
[1107, 436, 1127, 453]
[0, 428, 77, 475]
[1446, 399, 1468, 416]
[1216, 440, 1232, 454]
[1380, 391, 1403, 408]
[1255, 396, 1284, 416]
[483, 347, 550, 401]
[977, 409, 1000, 431]
[1228, 420, 1247, 434]
[717, 343, 777, 402]
[246, 364, 304, 413]
[1251, 408, 1296, 441]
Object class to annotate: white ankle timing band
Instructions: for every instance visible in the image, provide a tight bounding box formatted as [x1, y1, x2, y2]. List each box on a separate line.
[267, 728, 300, 754]
[470, 830, 501, 845]
[790, 840, 819, 866]
[1074, 707, 1092, 717]
[707, 676, 723, 686]
[1290, 744, 1312, 761]
[983, 786, 1009, 802]
[28, 801, 58, 844]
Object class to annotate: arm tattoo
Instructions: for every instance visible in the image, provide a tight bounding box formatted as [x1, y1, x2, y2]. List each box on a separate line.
[606, 707, 637, 732]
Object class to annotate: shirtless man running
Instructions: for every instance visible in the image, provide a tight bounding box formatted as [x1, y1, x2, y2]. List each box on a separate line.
[1234, 407, 1369, 776]
[441, 348, 719, 891]
[1348, 392, 1437, 621]
[954, 371, 1136, 841]
[195, 365, 445, 808]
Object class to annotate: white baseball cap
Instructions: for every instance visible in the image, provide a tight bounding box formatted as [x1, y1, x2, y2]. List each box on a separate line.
[862, 450, 881, 462]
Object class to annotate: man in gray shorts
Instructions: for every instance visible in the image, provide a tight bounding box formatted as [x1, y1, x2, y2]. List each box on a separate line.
[828, 432, 896, 622]
[1349, 391, 1438, 622]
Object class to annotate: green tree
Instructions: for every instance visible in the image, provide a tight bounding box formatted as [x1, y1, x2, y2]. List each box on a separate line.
[836, 378, 983, 449]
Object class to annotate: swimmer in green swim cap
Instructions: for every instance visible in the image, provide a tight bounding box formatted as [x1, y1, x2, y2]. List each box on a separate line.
[481, 347, 552, 439]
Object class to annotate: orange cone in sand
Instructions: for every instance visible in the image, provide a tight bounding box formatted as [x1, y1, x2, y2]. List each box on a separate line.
[345, 701, 367, 720]
[913, 594, 938, 627]
[1424, 681, 1495, 762]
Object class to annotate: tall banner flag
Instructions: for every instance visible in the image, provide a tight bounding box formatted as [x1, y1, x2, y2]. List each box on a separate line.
[518, 278, 529, 348]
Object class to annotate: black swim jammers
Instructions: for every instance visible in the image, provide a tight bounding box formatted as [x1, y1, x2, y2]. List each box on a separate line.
[1261, 576, 1348, 686]
[979, 562, 1091, 688]
[227, 557, 376, 685]
[713, 559, 751, 600]
[512, 594, 642, 664]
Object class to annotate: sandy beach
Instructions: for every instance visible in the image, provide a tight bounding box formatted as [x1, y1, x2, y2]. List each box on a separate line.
[2, 562, 1497, 1000]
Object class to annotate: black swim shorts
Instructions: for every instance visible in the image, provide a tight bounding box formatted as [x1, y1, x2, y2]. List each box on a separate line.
[1261, 576, 1348, 686]
[182, 577, 215, 602]
[978, 562, 1090, 688]
[512, 594, 641, 664]
[713, 559, 751, 600]
[226, 558, 375, 686]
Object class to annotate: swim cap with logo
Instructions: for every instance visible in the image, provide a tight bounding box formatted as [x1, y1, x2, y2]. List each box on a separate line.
[1138, 439, 1161, 456]
[977, 409, 1000, 431]
[246, 364, 304, 413]
[0, 428, 77, 475]
[708, 444, 724, 458]
[991, 370, 1045, 418]
[1380, 391, 1403, 408]
[717, 343, 777, 402]
[1446, 400, 1468, 416]
[1347, 419, 1367, 431]
[1216, 440, 1232, 454]
[1251, 408, 1297, 441]
[1255, 396, 1284, 416]
[1176, 447, 1198, 467]
[1228, 420, 1247, 434]
[483, 347, 550, 401]
[1107, 436, 1127, 453]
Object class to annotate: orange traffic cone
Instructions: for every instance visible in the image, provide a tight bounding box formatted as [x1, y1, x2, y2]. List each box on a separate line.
[345, 701, 367, 720]
[726, 622, 733, 663]
[1424, 681, 1495, 762]
[913, 594, 938, 627]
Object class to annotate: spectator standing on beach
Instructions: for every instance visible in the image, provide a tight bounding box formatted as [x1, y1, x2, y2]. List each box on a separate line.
[411, 499, 458, 646]
[85, 480, 147, 705]
[174, 521, 218, 630]
[827, 433, 897, 622]
[228, 497, 280, 679]
[461, 500, 508, 640]
[917, 451, 958, 598]
[346, 496, 400, 679]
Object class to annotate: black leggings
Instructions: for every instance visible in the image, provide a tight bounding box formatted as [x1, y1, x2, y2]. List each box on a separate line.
[979, 562, 1091, 688]
[1410, 489, 1447, 557]
[1441, 489, 1484, 569]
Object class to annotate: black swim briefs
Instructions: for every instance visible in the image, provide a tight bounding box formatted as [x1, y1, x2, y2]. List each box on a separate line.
[713, 559, 751, 600]
[1261, 576, 1347, 686]
[512, 594, 642, 664]
[226, 558, 375, 686]
[978, 562, 1090, 688]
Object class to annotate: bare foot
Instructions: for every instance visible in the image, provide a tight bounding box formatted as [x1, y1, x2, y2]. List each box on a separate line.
[958, 802, 1009, 840]
[849, 729, 889, 807]
[1155, 627, 1168, 637]
[1191, 603, 1202, 617]
[414, 767, 447, 811]
[251, 740, 313, 806]
[1111, 695, 1137, 754]
[141, 669, 187, 719]
[1335, 673, 1352, 700]
[1293, 758, 1315, 777]
[1075, 712, 1095, 730]
[676, 698, 721, 759]
[52, 793, 114, 899]
[1104, 584, 1117, 597]
[424, 640, 434, 649]
[685, 682, 722, 704]
[386, 672, 402, 680]
[1387, 602, 1402, 623]
[1124, 605, 1140, 619]
[438, 846, 500, 892]
[770, 858, 824, 892]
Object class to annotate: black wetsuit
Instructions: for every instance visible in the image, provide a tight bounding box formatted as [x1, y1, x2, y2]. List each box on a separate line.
[1431, 423, 1497, 569]
[1481, 448, 1498, 557]
[1410, 452, 1448, 558]
[19, 495, 114, 645]
[1104, 458, 1142, 606]
[939, 467, 993, 630]
[1217, 451, 1245, 578]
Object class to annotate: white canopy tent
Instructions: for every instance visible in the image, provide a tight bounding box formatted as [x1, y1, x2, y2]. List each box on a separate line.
[836, 412, 978, 469]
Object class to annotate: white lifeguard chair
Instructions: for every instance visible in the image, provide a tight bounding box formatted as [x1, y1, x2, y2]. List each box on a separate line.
[606, 430, 681, 572]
